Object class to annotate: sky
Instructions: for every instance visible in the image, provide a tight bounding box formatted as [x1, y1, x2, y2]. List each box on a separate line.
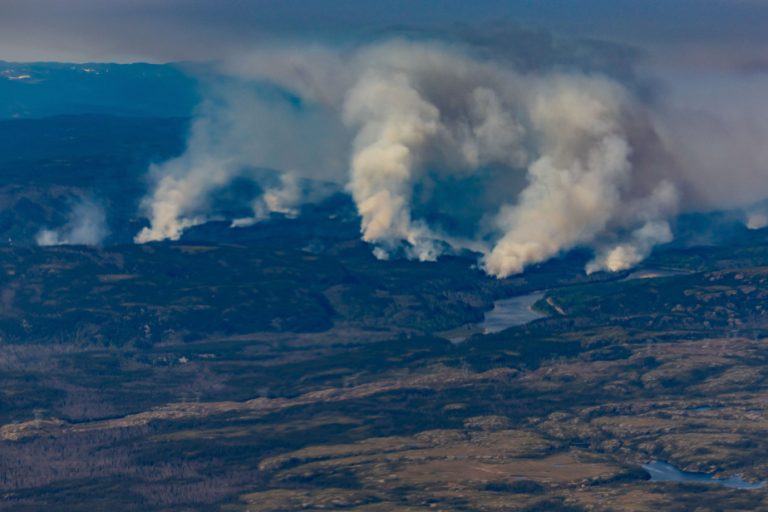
[2, 0, 768, 70]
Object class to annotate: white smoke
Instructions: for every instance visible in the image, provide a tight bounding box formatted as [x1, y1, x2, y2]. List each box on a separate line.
[231, 173, 301, 227]
[484, 75, 634, 276]
[741, 200, 768, 232]
[342, 42, 529, 261]
[588, 221, 674, 273]
[134, 149, 233, 243]
[586, 180, 678, 273]
[135, 39, 694, 276]
[36, 198, 109, 246]
[135, 76, 349, 243]
[748, 214, 768, 230]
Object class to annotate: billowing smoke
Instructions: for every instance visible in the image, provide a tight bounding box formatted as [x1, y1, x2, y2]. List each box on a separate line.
[37, 197, 109, 246]
[135, 71, 349, 243]
[342, 43, 528, 261]
[587, 180, 678, 272]
[231, 173, 301, 228]
[135, 37, 765, 277]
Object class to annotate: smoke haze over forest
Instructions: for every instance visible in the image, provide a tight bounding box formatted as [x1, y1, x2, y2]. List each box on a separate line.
[4, 0, 768, 275]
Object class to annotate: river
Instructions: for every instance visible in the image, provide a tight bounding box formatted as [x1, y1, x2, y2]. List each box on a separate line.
[479, 291, 547, 334]
[444, 290, 548, 343]
[445, 267, 688, 343]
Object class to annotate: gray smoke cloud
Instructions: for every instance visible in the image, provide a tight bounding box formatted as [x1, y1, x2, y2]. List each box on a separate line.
[135, 37, 768, 277]
[646, 70, 768, 220]
[36, 198, 109, 246]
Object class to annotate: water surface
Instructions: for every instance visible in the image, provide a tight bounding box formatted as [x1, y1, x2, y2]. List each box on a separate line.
[480, 291, 546, 334]
[643, 460, 765, 490]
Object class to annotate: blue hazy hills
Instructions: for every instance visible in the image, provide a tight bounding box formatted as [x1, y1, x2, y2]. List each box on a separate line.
[0, 61, 199, 119]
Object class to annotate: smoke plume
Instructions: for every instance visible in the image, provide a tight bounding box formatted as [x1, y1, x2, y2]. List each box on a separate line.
[135, 36, 767, 277]
[135, 73, 349, 243]
[37, 198, 109, 246]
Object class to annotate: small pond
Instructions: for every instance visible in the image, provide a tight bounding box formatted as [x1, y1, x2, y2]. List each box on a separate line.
[642, 460, 766, 490]
[479, 291, 547, 334]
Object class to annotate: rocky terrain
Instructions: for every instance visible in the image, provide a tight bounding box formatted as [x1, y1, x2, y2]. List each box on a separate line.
[2, 113, 768, 511]
[2, 239, 768, 510]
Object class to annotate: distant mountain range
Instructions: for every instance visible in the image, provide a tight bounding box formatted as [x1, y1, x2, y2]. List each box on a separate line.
[0, 61, 200, 118]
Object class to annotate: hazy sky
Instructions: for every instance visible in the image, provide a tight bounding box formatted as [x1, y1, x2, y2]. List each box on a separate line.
[2, 0, 768, 68]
